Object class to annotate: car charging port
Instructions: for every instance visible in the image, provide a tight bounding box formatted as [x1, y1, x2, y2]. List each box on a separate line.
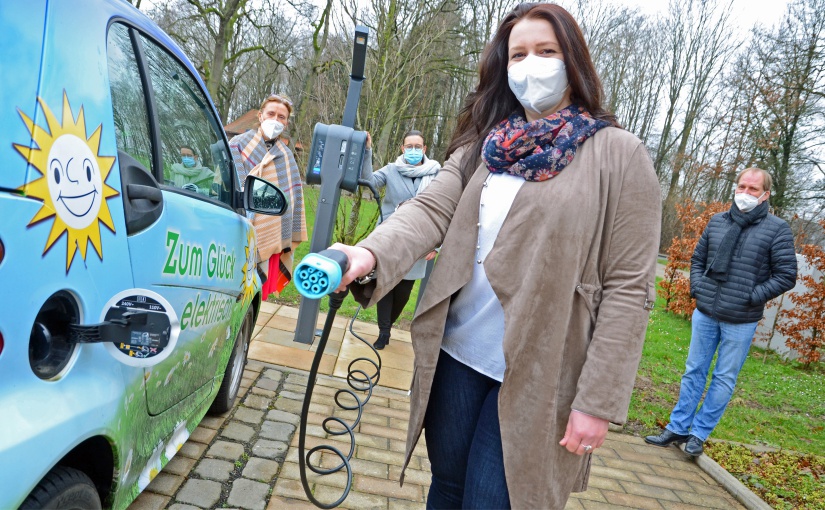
[30, 292, 79, 380]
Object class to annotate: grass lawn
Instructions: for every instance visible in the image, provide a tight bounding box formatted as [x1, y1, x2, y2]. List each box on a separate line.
[627, 285, 825, 456]
[705, 442, 825, 509]
[629, 284, 825, 508]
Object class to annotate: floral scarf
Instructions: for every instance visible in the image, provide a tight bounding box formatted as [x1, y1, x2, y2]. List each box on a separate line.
[482, 104, 610, 181]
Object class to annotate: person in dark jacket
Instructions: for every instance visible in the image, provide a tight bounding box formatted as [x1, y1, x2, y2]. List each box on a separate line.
[646, 168, 797, 457]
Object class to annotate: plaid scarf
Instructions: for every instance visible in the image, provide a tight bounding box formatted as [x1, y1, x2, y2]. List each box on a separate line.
[229, 129, 307, 261]
[482, 104, 609, 182]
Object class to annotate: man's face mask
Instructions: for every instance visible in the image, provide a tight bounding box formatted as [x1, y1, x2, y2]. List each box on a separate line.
[734, 191, 766, 212]
[404, 148, 424, 165]
[507, 54, 569, 114]
[261, 119, 284, 140]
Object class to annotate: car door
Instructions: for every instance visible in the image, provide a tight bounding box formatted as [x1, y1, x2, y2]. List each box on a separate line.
[106, 23, 252, 415]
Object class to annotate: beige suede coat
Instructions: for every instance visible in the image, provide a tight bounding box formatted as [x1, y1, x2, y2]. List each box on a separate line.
[352, 127, 661, 509]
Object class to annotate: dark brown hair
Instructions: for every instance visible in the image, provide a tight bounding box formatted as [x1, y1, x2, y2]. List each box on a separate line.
[402, 129, 425, 145]
[446, 2, 619, 172]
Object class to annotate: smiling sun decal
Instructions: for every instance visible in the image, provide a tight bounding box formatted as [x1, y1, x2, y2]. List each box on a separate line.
[241, 227, 257, 304]
[15, 93, 119, 271]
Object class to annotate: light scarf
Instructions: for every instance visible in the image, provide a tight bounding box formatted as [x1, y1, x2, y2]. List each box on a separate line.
[393, 155, 441, 194]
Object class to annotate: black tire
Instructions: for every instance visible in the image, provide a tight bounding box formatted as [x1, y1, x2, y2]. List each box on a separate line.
[209, 310, 253, 414]
[20, 465, 101, 510]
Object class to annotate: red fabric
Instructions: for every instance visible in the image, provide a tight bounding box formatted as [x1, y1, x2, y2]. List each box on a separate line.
[261, 253, 291, 299]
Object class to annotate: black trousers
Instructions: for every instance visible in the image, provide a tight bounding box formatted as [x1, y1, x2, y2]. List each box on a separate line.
[376, 279, 415, 335]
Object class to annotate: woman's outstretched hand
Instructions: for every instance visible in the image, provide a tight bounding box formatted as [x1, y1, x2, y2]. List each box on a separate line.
[329, 243, 376, 292]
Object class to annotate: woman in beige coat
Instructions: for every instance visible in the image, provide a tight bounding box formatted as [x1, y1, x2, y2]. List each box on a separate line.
[333, 4, 661, 508]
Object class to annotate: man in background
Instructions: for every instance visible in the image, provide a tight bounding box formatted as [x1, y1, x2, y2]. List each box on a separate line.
[645, 168, 797, 457]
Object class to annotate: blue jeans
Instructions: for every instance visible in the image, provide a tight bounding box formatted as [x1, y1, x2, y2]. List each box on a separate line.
[667, 309, 758, 441]
[424, 350, 510, 509]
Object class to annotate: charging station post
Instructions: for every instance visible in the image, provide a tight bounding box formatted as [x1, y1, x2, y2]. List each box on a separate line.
[293, 26, 370, 345]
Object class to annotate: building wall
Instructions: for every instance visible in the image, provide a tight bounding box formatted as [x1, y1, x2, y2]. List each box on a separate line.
[753, 253, 821, 360]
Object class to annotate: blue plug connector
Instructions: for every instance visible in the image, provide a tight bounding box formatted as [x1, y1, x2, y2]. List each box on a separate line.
[293, 249, 350, 299]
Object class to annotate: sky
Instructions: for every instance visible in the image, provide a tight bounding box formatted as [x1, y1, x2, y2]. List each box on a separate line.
[138, 0, 793, 34]
[618, 0, 791, 33]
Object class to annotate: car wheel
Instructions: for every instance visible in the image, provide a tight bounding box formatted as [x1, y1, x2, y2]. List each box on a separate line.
[209, 310, 253, 414]
[20, 465, 101, 510]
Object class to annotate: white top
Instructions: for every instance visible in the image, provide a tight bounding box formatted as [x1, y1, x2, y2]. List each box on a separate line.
[441, 172, 525, 382]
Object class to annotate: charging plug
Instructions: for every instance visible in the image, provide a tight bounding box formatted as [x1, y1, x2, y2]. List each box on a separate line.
[294, 249, 350, 299]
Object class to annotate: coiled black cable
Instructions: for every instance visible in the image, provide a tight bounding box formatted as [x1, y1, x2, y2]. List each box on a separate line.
[297, 293, 382, 508]
[297, 174, 385, 507]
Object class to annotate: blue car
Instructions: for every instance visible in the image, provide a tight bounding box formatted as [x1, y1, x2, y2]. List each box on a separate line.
[0, 1, 287, 508]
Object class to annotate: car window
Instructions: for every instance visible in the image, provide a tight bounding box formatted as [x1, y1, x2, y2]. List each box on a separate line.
[139, 35, 233, 205]
[107, 23, 154, 174]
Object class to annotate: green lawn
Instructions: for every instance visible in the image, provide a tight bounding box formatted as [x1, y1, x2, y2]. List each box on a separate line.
[706, 442, 825, 509]
[627, 285, 825, 457]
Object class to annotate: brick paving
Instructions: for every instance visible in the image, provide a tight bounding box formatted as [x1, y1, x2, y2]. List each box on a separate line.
[129, 302, 748, 510]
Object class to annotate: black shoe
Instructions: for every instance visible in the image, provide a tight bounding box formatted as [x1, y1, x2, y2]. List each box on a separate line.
[684, 435, 704, 457]
[373, 332, 390, 350]
[644, 429, 689, 447]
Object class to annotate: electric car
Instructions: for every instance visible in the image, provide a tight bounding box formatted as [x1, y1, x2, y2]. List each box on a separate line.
[0, 1, 287, 508]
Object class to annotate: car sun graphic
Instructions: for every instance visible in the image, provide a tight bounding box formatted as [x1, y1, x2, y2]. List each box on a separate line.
[241, 227, 257, 304]
[14, 92, 119, 271]
[50, 141, 101, 221]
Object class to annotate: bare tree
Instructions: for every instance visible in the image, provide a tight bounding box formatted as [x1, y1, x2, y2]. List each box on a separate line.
[290, 0, 335, 132]
[138, 0, 823, 252]
[744, 0, 825, 217]
[148, 0, 294, 120]
[650, 0, 736, 248]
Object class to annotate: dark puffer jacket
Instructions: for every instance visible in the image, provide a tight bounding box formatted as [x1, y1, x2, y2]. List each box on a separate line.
[690, 209, 797, 324]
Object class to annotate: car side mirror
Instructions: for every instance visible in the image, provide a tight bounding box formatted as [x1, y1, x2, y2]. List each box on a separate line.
[244, 175, 288, 216]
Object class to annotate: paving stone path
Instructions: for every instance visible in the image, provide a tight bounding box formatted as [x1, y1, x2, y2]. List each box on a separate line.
[130, 359, 745, 510]
[130, 360, 431, 510]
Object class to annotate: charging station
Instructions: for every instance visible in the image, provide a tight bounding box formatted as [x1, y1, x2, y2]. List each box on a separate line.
[293, 25, 370, 345]
[292, 25, 384, 509]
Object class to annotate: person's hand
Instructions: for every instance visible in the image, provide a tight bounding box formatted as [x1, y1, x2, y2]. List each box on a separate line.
[425, 250, 437, 261]
[329, 243, 376, 292]
[365, 131, 372, 150]
[559, 410, 609, 455]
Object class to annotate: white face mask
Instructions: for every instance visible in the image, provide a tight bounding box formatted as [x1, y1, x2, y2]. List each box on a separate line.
[507, 54, 569, 114]
[734, 191, 766, 212]
[260, 119, 284, 140]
